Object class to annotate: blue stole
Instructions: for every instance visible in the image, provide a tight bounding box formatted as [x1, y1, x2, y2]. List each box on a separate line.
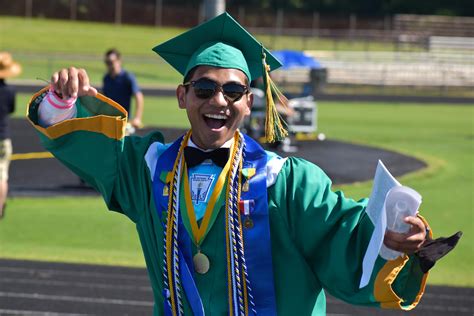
[152, 134, 277, 315]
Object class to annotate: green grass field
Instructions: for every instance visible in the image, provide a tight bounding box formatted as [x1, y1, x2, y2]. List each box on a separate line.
[4, 93, 473, 286]
[0, 16, 401, 56]
[0, 16, 410, 86]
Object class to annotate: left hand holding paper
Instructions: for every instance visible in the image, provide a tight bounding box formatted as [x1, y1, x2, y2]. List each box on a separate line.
[383, 216, 427, 254]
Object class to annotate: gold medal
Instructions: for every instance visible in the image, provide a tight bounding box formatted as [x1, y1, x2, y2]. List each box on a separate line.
[193, 251, 210, 274]
[244, 217, 254, 229]
[242, 180, 249, 192]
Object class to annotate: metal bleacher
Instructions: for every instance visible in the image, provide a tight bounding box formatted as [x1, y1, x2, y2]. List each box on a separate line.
[307, 49, 473, 87]
[273, 15, 474, 91]
[272, 47, 473, 89]
[429, 36, 474, 52]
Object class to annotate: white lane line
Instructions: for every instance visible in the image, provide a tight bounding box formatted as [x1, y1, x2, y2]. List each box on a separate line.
[0, 267, 149, 281]
[424, 292, 474, 301]
[0, 292, 154, 307]
[0, 309, 91, 316]
[416, 304, 472, 313]
[1, 277, 152, 292]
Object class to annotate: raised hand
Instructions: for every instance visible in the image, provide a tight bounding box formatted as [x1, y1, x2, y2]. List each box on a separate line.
[51, 67, 98, 99]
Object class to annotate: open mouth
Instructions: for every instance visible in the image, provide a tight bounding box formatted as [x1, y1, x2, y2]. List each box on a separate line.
[203, 113, 228, 129]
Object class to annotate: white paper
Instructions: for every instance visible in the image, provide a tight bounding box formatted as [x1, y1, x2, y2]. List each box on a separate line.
[359, 160, 401, 288]
[379, 186, 422, 260]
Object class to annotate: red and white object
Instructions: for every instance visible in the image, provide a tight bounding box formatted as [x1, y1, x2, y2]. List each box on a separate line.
[239, 199, 255, 216]
[38, 89, 77, 127]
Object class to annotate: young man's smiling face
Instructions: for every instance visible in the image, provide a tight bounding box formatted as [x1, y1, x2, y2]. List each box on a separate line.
[176, 66, 253, 150]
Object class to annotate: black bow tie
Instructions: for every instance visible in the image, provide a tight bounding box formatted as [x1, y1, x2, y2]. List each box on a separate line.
[184, 146, 230, 168]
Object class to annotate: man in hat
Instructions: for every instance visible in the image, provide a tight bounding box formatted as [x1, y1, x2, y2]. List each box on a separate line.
[27, 13, 457, 315]
[0, 52, 21, 218]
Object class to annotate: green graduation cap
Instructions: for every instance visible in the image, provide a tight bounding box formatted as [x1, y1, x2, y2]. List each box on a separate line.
[152, 12, 288, 142]
[152, 12, 282, 81]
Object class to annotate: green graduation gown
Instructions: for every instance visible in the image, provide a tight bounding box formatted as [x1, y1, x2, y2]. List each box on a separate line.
[27, 88, 429, 315]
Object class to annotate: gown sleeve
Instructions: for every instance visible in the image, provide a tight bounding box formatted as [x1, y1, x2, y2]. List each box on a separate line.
[27, 87, 164, 222]
[268, 157, 429, 310]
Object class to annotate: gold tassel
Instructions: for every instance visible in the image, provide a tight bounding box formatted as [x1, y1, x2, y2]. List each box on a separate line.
[261, 47, 288, 143]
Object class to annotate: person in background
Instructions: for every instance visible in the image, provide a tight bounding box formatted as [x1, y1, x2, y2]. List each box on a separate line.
[0, 52, 21, 219]
[103, 48, 144, 134]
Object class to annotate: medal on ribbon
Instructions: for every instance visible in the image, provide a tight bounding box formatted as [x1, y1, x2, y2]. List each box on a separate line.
[239, 199, 255, 229]
[181, 139, 235, 275]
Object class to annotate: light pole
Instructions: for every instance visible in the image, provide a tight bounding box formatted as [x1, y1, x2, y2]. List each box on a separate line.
[202, 0, 226, 21]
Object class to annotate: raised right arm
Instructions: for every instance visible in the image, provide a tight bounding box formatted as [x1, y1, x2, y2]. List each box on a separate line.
[28, 67, 164, 222]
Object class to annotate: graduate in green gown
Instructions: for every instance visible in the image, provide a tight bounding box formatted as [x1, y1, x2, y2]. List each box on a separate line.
[27, 12, 459, 316]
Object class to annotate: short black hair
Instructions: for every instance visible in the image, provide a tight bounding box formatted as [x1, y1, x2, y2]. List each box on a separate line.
[183, 66, 197, 84]
[105, 48, 121, 59]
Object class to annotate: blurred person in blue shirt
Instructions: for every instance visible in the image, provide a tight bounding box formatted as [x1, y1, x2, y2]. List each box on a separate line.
[103, 48, 144, 134]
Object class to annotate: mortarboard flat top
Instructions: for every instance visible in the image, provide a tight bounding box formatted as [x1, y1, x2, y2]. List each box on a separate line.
[153, 12, 282, 81]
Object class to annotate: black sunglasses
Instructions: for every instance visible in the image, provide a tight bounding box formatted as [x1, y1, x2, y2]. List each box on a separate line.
[183, 78, 249, 102]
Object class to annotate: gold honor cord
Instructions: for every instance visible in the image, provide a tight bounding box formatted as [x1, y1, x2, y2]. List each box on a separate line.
[165, 132, 191, 316]
[236, 156, 250, 315]
[165, 130, 248, 314]
[224, 133, 244, 316]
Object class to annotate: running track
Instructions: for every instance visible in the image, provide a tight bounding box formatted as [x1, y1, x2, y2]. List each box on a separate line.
[0, 259, 472, 315]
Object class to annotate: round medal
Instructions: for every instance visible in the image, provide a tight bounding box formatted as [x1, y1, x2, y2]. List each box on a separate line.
[244, 217, 254, 229]
[193, 251, 210, 274]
